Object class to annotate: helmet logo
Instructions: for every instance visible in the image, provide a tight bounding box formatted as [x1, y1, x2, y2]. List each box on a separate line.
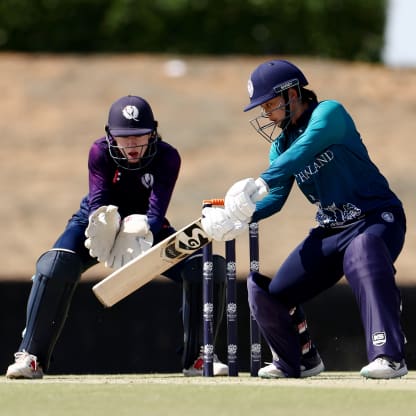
[247, 79, 254, 98]
[122, 105, 139, 121]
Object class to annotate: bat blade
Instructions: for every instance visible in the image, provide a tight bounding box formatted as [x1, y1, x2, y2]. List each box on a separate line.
[92, 218, 211, 307]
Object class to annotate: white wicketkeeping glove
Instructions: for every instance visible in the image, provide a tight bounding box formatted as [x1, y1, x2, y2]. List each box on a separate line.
[224, 177, 269, 222]
[84, 205, 121, 262]
[201, 207, 248, 241]
[105, 214, 153, 269]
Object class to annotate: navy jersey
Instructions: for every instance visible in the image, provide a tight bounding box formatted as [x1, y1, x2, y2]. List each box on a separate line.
[79, 136, 181, 235]
[253, 100, 401, 227]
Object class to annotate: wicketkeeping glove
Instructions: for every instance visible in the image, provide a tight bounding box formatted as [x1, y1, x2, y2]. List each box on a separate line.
[201, 206, 248, 241]
[224, 177, 269, 222]
[105, 214, 153, 269]
[84, 205, 121, 262]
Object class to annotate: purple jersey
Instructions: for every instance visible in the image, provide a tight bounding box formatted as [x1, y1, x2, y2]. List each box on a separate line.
[80, 136, 181, 235]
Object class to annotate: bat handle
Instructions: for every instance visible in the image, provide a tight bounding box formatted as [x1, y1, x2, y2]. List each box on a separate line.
[202, 198, 224, 207]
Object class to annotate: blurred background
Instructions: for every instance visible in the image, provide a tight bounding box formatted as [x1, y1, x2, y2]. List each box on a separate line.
[0, 0, 415, 373]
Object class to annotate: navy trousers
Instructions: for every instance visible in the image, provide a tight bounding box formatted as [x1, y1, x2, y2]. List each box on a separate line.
[249, 205, 407, 374]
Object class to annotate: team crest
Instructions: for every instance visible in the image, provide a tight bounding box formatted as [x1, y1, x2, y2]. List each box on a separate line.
[381, 212, 394, 223]
[141, 173, 154, 188]
[122, 105, 139, 121]
[247, 79, 254, 98]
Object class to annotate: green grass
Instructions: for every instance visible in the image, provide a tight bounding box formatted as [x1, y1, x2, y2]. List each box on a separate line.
[1, 373, 415, 416]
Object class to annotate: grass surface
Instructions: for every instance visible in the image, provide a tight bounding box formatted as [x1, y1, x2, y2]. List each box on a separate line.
[1, 372, 416, 416]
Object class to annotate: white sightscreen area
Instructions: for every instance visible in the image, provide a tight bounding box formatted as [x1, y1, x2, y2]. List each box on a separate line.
[383, 0, 416, 67]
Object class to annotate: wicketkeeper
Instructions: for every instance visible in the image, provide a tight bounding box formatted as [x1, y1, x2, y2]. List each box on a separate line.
[202, 59, 408, 379]
[6, 95, 228, 379]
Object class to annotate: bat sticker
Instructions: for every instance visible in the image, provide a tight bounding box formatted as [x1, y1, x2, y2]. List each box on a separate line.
[162, 223, 210, 261]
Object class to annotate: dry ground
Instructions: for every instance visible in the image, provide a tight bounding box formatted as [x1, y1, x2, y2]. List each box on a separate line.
[1, 53, 415, 283]
[2, 373, 416, 416]
[1, 372, 416, 390]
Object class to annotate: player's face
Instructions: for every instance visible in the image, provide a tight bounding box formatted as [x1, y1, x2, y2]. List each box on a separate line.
[249, 89, 303, 142]
[114, 134, 151, 164]
[260, 96, 287, 127]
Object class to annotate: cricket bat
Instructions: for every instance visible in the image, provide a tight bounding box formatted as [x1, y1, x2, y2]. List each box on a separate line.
[92, 217, 212, 307]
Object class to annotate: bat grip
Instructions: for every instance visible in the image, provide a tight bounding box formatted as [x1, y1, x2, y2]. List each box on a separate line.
[202, 198, 224, 207]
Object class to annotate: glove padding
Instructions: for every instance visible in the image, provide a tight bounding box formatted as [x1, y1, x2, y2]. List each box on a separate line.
[105, 214, 153, 269]
[224, 177, 269, 222]
[201, 207, 248, 241]
[84, 205, 121, 262]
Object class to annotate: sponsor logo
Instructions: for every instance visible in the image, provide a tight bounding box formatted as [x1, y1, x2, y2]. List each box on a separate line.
[162, 222, 210, 261]
[249, 221, 259, 235]
[203, 344, 214, 361]
[250, 260, 259, 272]
[175, 224, 210, 252]
[227, 344, 238, 357]
[227, 302, 237, 321]
[251, 343, 262, 360]
[273, 78, 299, 94]
[226, 261, 236, 275]
[203, 261, 213, 274]
[372, 331, 386, 346]
[203, 302, 214, 321]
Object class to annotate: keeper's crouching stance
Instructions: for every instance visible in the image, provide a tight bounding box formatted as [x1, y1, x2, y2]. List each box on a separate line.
[6, 95, 229, 379]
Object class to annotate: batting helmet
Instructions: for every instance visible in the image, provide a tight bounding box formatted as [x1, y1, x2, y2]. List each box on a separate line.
[244, 60, 308, 112]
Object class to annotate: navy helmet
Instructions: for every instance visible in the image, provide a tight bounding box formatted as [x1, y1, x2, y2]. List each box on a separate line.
[105, 95, 159, 170]
[244, 60, 308, 112]
[107, 95, 157, 136]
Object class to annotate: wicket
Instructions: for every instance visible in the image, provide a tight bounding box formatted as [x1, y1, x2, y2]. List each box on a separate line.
[202, 200, 262, 377]
[248, 222, 262, 376]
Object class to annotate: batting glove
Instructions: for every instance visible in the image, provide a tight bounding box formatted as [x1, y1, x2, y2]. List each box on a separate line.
[224, 177, 269, 222]
[202, 207, 248, 241]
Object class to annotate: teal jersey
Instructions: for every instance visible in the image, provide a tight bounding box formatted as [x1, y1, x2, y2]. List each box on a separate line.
[253, 100, 401, 227]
